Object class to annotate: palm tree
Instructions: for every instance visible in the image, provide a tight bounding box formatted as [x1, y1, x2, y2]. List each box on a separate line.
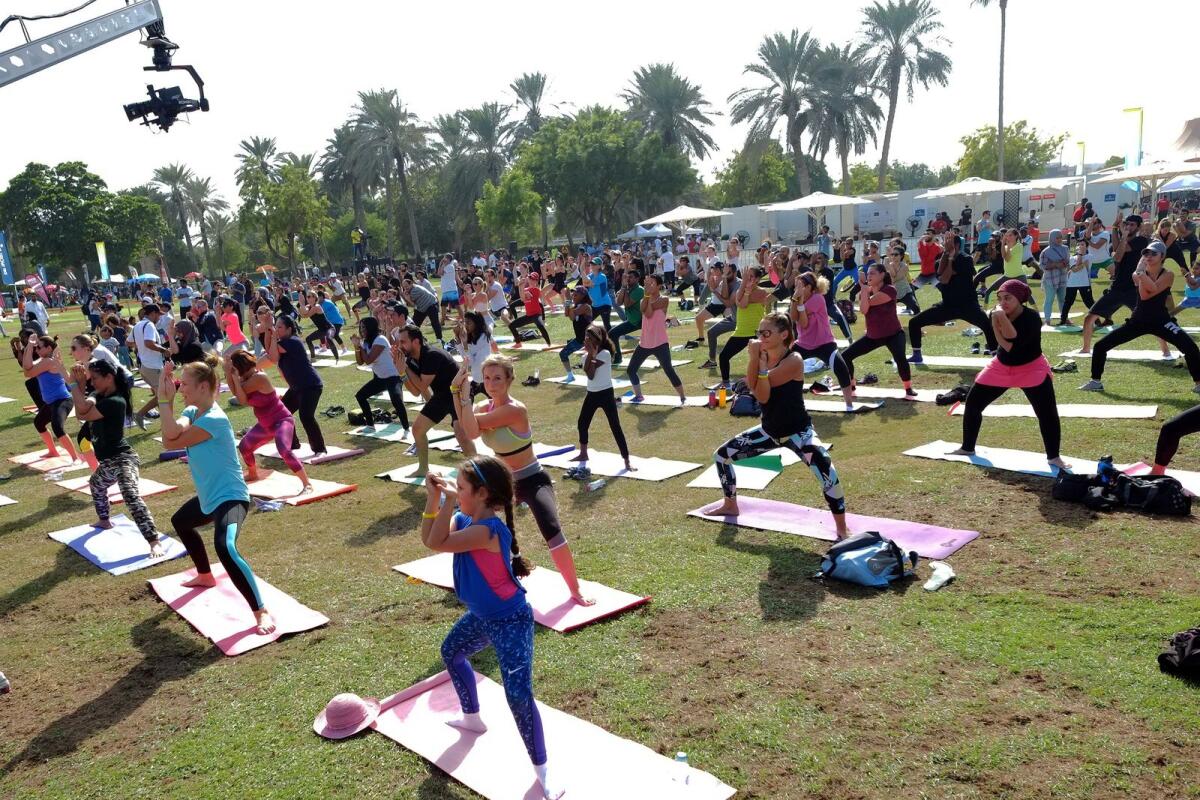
[206, 212, 233, 273]
[354, 88, 434, 259]
[279, 151, 317, 179]
[434, 113, 488, 251]
[183, 176, 228, 275]
[321, 124, 376, 228]
[151, 163, 196, 268]
[235, 136, 278, 185]
[861, 0, 952, 190]
[807, 44, 884, 195]
[971, 0, 1008, 179]
[460, 102, 514, 185]
[729, 29, 822, 197]
[622, 63, 717, 161]
[511, 71, 552, 247]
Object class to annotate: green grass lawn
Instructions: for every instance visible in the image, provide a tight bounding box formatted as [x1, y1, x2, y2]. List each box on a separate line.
[2, 284, 1200, 800]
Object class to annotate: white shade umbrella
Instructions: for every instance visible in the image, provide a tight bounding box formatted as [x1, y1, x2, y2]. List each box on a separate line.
[914, 176, 1022, 199]
[637, 205, 731, 228]
[1090, 160, 1200, 206]
[1161, 174, 1200, 193]
[759, 191, 870, 232]
[1018, 177, 1082, 191]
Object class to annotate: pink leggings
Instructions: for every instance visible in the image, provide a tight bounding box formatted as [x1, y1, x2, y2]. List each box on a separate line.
[239, 419, 303, 473]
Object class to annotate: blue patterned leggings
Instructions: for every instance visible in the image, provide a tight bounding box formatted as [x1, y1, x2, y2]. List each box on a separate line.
[714, 424, 845, 513]
[441, 603, 547, 765]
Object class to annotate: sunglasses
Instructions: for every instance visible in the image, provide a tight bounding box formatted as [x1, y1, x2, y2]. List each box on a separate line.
[756, 328, 776, 337]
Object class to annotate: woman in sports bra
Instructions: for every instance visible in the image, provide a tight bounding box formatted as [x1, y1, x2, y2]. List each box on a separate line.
[224, 349, 312, 492]
[453, 353, 595, 606]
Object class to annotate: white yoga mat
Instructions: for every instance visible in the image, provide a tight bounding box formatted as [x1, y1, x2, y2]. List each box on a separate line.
[910, 355, 990, 367]
[619, 394, 710, 408]
[1060, 349, 1182, 361]
[687, 463, 779, 491]
[48, 515, 187, 575]
[904, 439, 1104, 478]
[537, 448, 701, 481]
[311, 358, 357, 368]
[0, 396, 15, 404]
[831, 385, 948, 403]
[548, 375, 634, 389]
[950, 403, 1158, 419]
[0, 495, 15, 507]
[376, 463, 459, 485]
[806, 399, 883, 414]
[499, 342, 561, 352]
[345, 423, 419, 443]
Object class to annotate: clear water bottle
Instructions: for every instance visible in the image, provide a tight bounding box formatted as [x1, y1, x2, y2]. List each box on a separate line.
[43, 469, 64, 482]
[674, 752, 690, 784]
[585, 478, 606, 492]
[0, 671, 10, 694]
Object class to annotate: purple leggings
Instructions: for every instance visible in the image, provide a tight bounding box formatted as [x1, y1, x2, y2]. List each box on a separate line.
[238, 418, 303, 472]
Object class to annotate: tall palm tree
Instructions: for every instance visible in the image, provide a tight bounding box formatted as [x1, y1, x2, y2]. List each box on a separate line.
[729, 29, 822, 197]
[183, 176, 228, 275]
[622, 63, 717, 161]
[279, 151, 317, 179]
[206, 212, 233, 273]
[354, 88, 434, 259]
[235, 136, 278, 185]
[807, 44, 884, 195]
[434, 113, 488, 251]
[971, 0, 1008, 179]
[861, 0, 952, 190]
[151, 163, 196, 267]
[460, 102, 514, 185]
[511, 71, 552, 247]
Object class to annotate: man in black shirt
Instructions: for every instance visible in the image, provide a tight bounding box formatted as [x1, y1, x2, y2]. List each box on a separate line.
[395, 323, 475, 475]
[908, 234, 997, 361]
[1081, 214, 1170, 357]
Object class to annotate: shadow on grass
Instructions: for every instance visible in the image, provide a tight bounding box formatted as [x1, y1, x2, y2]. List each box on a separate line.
[0, 493, 88, 538]
[345, 493, 425, 547]
[0, 545, 96, 618]
[713, 522, 827, 622]
[977, 470, 1095, 529]
[1, 610, 220, 773]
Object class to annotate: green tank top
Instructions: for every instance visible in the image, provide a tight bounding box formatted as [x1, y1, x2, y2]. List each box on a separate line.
[733, 298, 766, 338]
[1004, 245, 1025, 278]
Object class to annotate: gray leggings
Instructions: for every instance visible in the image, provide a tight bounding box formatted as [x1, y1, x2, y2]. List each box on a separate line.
[627, 343, 682, 389]
[707, 316, 736, 360]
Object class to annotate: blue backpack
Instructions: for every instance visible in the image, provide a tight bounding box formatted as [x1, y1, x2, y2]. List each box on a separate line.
[818, 531, 917, 588]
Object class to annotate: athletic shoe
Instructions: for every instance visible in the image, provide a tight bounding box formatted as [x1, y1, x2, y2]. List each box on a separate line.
[684, 340, 700, 349]
[699, 360, 718, 369]
[1162, 352, 1178, 361]
[133, 413, 146, 430]
[809, 379, 830, 394]
[904, 388, 919, 401]
[1050, 360, 1077, 374]
[970, 343, 981, 354]
[562, 373, 575, 383]
[861, 373, 879, 385]
[907, 352, 924, 364]
[1078, 379, 1104, 392]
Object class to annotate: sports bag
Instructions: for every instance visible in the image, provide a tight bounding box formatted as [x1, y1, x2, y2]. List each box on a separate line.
[818, 531, 916, 588]
[728, 392, 761, 417]
[1052, 471, 1101, 504]
[1159, 627, 1200, 679]
[837, 299, 857, 325]
[1111, 474, 1192, 516]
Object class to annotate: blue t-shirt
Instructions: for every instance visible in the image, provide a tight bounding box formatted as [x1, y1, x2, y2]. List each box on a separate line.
[183, 404, 250, 513]
[158, 286, 172, 302]
[816, 234, 832, 258]
[37, 370, 71, 403]
[588, 272, 609, 308]
[319, 299, 345, 326]
[451, 512, 527, 620]
[977, 221, 993, 245]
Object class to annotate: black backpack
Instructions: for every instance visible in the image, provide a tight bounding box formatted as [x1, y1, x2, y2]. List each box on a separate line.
[1159, 627, 1200, 679]
[1111, 474, 1192, 516]
[837, 299, 857, 325]
[1052, 471, 1103, 503]
[727, 379, 760, 417]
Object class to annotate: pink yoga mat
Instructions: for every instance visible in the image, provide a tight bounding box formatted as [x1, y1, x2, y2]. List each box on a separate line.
[393, 554, 649, 633]
[148, 564, 329, 656]
[687, 496, 979, 559]
[371, 671, 736, 800]
[8, 450, 88, 473]
[245, 472, 357, 506]
[254, 443, 365, 465]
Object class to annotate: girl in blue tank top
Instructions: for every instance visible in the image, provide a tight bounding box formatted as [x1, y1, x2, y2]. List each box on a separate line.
[420, 455, 563, 800]
[21, 335, 81, 463]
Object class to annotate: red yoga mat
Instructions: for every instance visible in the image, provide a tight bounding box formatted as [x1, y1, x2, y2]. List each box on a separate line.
[148, 564, 328, 656]
[371, 670, 736, 800]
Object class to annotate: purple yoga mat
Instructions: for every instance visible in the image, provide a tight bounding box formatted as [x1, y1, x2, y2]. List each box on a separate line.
[688, 496, 979, 559]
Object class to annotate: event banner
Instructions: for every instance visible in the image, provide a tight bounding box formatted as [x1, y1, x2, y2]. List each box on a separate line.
[0, 231, 12, 285]
[96, 241, 110, 280]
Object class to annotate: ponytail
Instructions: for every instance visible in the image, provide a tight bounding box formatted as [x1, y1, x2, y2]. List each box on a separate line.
[505, 500, 532, 577]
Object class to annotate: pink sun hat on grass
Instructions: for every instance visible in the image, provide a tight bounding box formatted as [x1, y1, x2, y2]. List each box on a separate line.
[313, 693, 381, 739]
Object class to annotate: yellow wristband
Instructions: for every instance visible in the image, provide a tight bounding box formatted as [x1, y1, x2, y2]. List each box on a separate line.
[422, 511, 438, 519]
[450, 386, 460, 394]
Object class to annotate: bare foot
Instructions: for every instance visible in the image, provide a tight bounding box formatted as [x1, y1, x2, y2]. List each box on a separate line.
[946, 448, 975, 457]
[624, 461, 637, 472]
[182, 572, 218, 589]
[1048, 457, 1071, 470]
[297, 482, 314, 496]
[571, 592, 596, 607]
[93, 518, 114, 530]
[701, 498, 739, 516]
[569, 452, 589, 462]
[255, 609, 276, 635]
[446, 713, 488, 734]
[148, 540, 166, 559]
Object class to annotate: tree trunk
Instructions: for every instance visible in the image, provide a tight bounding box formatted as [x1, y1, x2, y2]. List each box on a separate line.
[788, 119, 812, 197]
[198, 219, 213, 277]
[841, 149, 851, 197]
[173, 191, 197, 267]
[352, 182, 365, 229]
[395, 152, 422, 259]
[383, 166, 395, 260]
[876, 68, 901, 191]
[287, 233, 296, 269]
[540, 203, 549, 250]
[997, 1, 1007, 180]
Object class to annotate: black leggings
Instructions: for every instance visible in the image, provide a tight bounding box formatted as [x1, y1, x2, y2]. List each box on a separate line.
[628, 342, 682, 389]
[1091, 318, 1200, 381]
[24, 376, 42, 407]
[306, 327, 338, 359]
[34, 397, 71, 438]
[355, 374, 410, 428]
[896, 288, 921, 315]
[794, 341, 851, 389]
[909, 301, 997, 351]
[1060, 287, 1095, 320]
[1156, 403, 1200, 467]
[593, 305, 612, 331]
[281, 384, 325, 453]
[578, 388, 629, 460]
[514, 467, 566, 549]
[171, 498, 263, 610]
[973, 262, 1003, 288]
[719, 335, 752, 383]
[414, 307, 443, 341]
[960, 376, 1060, 459]
[843, 330, 911, 382]
[826, 299, 852, 338]
[508, 314, 550, 346]
[984, 274, 1025, 303]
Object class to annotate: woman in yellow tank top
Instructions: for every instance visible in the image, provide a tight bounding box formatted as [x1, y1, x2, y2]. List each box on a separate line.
[716, 265, 771, 387]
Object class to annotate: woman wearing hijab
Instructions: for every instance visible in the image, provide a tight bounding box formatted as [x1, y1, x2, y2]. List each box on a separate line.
[168, 318, 205, 366]
[1039, 230, 1071, 326]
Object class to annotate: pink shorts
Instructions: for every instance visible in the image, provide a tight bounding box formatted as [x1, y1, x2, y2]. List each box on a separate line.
[975, 354, 1052, 389]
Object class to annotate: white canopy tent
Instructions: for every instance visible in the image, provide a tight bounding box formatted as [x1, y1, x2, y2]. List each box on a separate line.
[1017, 177, 1083, 191]
[617, 223, 672, 240]
[914, 176, 1022, 200]
[1161, 174, 1200, 194]
[759, 191, 870, 235]
[637, 205, 732, 229]
[1090, 161, 1200, 206]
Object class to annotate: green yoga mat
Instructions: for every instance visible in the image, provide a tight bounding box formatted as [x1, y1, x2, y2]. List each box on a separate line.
[739, 455, 784, 472]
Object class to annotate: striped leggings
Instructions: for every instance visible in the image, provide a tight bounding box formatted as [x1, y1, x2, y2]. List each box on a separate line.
[90, 452, 159, 542]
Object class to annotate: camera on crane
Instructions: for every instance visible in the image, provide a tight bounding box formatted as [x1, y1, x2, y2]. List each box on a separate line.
[122, 32, 208, 131]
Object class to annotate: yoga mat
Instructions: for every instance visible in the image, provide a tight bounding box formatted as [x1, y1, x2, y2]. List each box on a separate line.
[255, 443, 366, 465]
[311, 358, 356, 368]
[547, 375, 634, 389]
[591, 357, 692, 370]
[950, 403, 1158, 419]
[1060, 349, 1182, 361]
[499, 342, 563, 352]
[55, 475, 177, 502]
[806, 399, 883, 414]
[48, 515, 187, 575]
[687, 496, 980, 559]
[371, 670, 736, 800]
[537, 448, 701, 481]
[619, 394, 711, 408]
[372, 389, 427, 405]
[8, 450, 88, 474]
[0, 395, 15, 404]
[428, 437, 495, 457]
[687, 463, 780, 491]
[148, 564, 329, 656]
[903, 439, 1102, 479]
[1041, 324, 1083, 334]
[345, 423, 420, 443]
[245, 472, 357, 506]
[1123, 462, 1200, 497]
[21, 405, 76, 418]
[376, 463, 458, 485]
[829, 385, 947, 403]
[394, 554, 650, 632]
[0, 495, 15, 507]
[909, 355, 990, 367]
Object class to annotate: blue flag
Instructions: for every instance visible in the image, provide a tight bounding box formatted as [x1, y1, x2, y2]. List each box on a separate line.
[0, 231, 12, 285]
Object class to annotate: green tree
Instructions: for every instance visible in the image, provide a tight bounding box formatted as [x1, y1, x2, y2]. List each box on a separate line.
[101, 193, 169, 276]
[955, 121, 1066, 181]
[729, 29, 822, 197]
[476, 168, 542, 247]
[890, 161, 955, 190]
[972, 0, 1009, 178]
[204, 212, 247, 273]
[622, 63, 716, 161]
[0, 161, 109, 274]
[849, 162, 897, 194]
[323, 210, 388, 264]
[860, 0, 952, 191]
[518, 106, 694, 240]
[708, 141, 792, 207]
[1103, 154, 1125, 169]
[262, 165, 330, 269]
[321, 123, 378, 228]
[234, 136, 283, 262]
[807, 43, 883, 194]
[151, 162, 197, 267]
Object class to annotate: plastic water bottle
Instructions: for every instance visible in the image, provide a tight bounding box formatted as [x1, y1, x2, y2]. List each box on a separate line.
[674, 752, 690, 784]
[1096, 455, 1115, 486]
[707, 389, 717, 408]
[0, 672, 10, 694]
[43, 469, 64, 482]
[585, 478, 606, 492]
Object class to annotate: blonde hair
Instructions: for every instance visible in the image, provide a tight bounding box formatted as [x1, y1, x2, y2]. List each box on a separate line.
[182, 352, 221, 392]
[481, 353, 515, 382]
